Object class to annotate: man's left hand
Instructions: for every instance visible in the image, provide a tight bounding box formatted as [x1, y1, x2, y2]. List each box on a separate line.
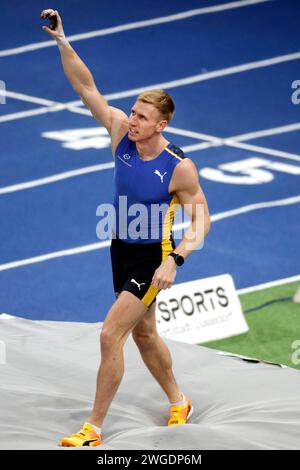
[151, 256, 177, 290]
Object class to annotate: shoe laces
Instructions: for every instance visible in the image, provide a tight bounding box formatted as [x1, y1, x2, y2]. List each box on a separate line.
[170, 402, 189, 419]
[72, 425, 92, 439]
[170, 406, 183, 420]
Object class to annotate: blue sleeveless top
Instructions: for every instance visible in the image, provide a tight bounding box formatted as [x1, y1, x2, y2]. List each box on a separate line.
[113, 133, 187, 245]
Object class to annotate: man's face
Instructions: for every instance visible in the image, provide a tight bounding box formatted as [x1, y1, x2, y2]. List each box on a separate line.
[128, 100, 167, 142]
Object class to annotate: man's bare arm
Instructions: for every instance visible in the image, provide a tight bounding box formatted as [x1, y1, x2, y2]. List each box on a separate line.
[151, 159, 210, 290]
[171, 159, 211, 259]
[41, 9, 129, 154]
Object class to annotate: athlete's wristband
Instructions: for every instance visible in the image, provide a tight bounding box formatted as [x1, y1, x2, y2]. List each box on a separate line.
[56, 35, 71, 49]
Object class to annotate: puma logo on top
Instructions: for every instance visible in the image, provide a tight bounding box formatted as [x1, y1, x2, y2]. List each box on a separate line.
[130, 279, 146, 291]
[154, 170, 167, 183]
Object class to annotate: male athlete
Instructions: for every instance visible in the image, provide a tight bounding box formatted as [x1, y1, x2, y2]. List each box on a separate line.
[41, 9, 211, 447]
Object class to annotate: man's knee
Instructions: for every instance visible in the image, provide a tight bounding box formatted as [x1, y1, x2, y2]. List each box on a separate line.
[101, 292, 150, 351]
[132, 328, 158, 350]
[100, 316, 124, 351]
[100, 326, 116, 352]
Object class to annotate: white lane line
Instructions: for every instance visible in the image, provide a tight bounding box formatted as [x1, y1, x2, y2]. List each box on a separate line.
[238, 274, 300, 294]
[0, 107, 57, 123]
[0, 89, 57, 106]
[180, 142, 215, 152]
[167, 125, 300, 162]
[210, 194, 300, 221]
[2, 117, 300, 195]
[230, 122, 300, 141]
[166, 126, 221, 143]
[2, 94, 299, 164]
[0, 104, 79, 124]
[0, 241, 111, 272]
[1, 121, 300, 195]
[173, 194, 300, 229]
[0, 193, 299, 272]
[60, 51, 300, 107]
[3, 49, 300, 110]
[0, 0, 272, 57]
[1, 47, 299, 123]
[0, 89, 72, 123]
[104, 118, 300, 163]
[0, 124, 221, 195]
[101, 51, 300, 99]
[0, 162, 114, 195]
[224, 140, 300, 162]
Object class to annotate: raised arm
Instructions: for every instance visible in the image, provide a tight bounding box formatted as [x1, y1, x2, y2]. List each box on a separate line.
[40, 9, 129, 155]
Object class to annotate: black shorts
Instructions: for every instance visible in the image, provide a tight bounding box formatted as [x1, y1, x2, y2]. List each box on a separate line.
[110, 237, 176, 307]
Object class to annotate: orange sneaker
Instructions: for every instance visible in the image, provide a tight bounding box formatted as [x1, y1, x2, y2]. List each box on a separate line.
[168, 396, 193, 426]
[60, 423, 102, 447]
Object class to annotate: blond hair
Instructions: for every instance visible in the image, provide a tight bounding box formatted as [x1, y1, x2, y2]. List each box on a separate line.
[137, 89, 175, 122]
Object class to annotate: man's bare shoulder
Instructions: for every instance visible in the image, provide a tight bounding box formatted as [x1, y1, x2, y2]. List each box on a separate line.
[172, 158, 199, 191]
[109, 106, 129, 155]
[109, 106, 129, 125]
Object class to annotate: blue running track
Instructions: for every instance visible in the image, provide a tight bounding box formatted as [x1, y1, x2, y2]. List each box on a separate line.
[0, 0, 299, 321]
